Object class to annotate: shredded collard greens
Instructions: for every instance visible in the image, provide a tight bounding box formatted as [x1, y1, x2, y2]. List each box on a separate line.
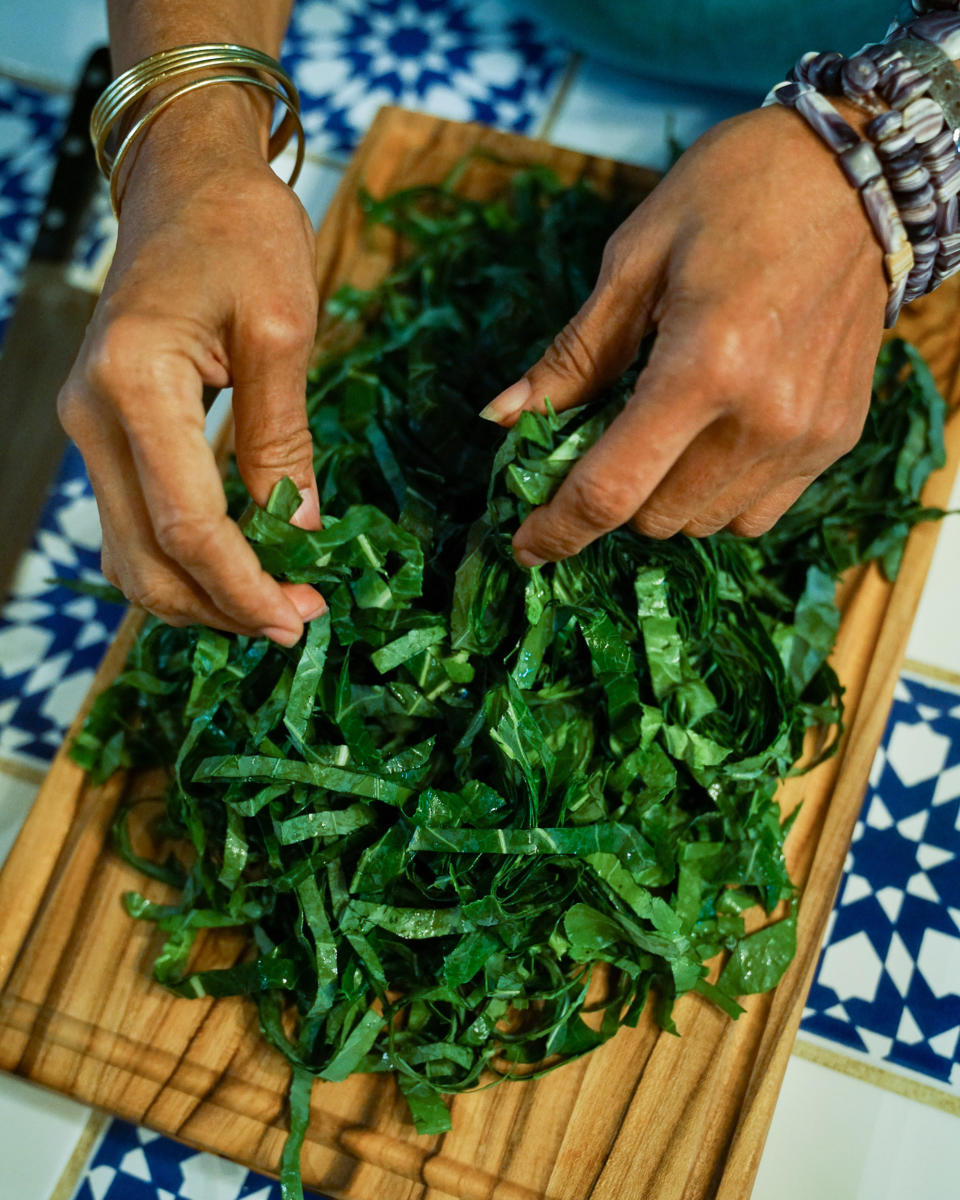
[73, 170, 948, 1197]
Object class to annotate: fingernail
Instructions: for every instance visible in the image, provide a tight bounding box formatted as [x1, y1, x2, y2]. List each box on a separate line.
[291, 486, 322, 531]
[285, 583, 327, 622]
[479, 378, 532, 424]
[514, 548, 546, 568]
[261, 625, 302, 646]
[294, 595, 328, 622]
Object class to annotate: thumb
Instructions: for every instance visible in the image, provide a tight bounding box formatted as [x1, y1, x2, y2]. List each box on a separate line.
[479, 235, 662, 427]
[230, 321, 321, 532]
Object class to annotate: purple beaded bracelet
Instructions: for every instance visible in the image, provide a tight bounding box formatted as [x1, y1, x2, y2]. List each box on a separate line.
[783, 16, 960, 302]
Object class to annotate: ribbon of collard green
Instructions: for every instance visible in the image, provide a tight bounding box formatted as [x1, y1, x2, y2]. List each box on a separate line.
[279, 1066, 314, 1200]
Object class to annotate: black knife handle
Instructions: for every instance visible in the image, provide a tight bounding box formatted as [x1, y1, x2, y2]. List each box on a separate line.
[33, 45, 111, 266]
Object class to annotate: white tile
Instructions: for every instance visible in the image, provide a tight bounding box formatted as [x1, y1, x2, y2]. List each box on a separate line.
[272, 150, 343, 228]
[753, 1055, 960, 1200]
[0, 769, 39, 868]
[548, 58, 750, 173]
[0, 0, 107, 90]
[0, 1072, 92, 1198]
[907, 470, 960, 675]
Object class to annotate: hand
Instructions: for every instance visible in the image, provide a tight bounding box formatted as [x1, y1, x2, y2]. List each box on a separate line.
[481, 104, 888, 565]
[58, 89, 324, 643]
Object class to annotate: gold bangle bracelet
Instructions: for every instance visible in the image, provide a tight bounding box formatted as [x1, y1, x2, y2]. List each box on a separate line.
[89, 43, 304, 215]
[91, 44, 301, 174]
[108, 74, 305, 216]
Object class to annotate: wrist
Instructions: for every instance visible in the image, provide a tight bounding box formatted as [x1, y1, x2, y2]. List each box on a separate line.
[113, 81, 274, 217]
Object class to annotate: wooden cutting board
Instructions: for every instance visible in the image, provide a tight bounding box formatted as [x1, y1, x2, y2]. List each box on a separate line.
[2, 107, 959, 1200]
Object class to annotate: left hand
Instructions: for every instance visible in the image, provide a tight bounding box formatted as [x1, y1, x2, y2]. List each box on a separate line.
[480, 103, 888, 565]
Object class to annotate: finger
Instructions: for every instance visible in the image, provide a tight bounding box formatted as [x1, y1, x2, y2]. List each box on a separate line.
[625, 414, 762, 540]
[72, 383, 316, 641]
[98, 508, 253, 634]
[106, 351, 324, 632]
[725, 475, 818, 538]
[229, 306, 321, 531]
[512, 357, 716, 564]
[480, 225, 666, 426]
[675, 463, 817, 538]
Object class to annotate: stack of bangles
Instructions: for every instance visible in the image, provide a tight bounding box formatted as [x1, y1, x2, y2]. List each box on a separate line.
[765, 7, 960, 326]
[89, 43, 304, 217]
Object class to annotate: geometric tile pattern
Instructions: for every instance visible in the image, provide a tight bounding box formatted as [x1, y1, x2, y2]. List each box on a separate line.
[283, 0, 568, 158]
[802, 673, 960, 1093]
[0, 76, 67, 344]
[70, 1120, 327, 1200]
[0, 445, 125, 766]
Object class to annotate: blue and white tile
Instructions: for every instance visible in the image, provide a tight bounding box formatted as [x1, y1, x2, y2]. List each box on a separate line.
[70, 1119, 326, 1200]
[546, 58, 752, 172]
[801, 672, 960, 1094]
[0, 445, 125, 767]
[282, 0, 569, 159]
[0, 76, 68, 344]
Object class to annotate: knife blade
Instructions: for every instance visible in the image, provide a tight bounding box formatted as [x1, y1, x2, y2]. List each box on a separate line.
[0, 46, 111, 598]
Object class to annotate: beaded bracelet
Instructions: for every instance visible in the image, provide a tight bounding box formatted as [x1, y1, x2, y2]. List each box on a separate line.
[793, 48, 954, 298]
[767, 81, 914, 326]
[770, 10, 960, 315]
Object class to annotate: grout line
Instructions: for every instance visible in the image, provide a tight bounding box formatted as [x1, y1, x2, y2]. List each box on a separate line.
[302, 148, 348, 173]
[47, 1109, 110, 1200]
[901, 657, 960, 691]
[0, 756, 47, 787]
[535, 52, 583, 143]
[792, 1039, 960, 1119]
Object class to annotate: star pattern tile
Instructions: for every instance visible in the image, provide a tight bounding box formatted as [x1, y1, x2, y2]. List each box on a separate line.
[70, 1119, 325, 1200]
[0, 77, 67, 343]
[801, 673, 960, 1093]
[282, 0, 569, 157]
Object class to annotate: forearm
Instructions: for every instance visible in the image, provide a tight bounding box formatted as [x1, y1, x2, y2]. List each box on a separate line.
[107, 0, 294, 69]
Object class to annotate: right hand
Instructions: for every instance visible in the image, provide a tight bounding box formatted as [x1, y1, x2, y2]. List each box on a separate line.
[58, 88, 325, 644]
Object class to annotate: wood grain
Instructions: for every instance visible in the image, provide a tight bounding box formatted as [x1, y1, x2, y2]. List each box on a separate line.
[1, 107, 958, 1200]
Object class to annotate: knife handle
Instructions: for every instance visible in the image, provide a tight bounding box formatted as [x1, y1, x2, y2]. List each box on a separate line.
[33, 45, 112, 266]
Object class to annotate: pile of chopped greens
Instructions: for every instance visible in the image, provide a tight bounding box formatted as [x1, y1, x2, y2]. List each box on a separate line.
[73, 169, 947, 1198]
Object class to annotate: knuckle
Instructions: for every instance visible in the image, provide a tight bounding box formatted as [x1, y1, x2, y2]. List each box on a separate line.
[750, 395, 809, 446]
[56, 385, 89, 437]
[84, 313, 152, 400]
[598, 229, 630, 283]
[99, 554, 121, 589]
[130, 580, 184, 623]
[153, 512, 219, 564]
[242, 422, 314, 474]
[696, 315, 750, 390]
[728, 511, 777, 538]
[540, 319, 598, 387]
[566, 471, 636, 531]
[632, 507, 682, 540]
[682, 515, 726, 538]
[246, 308, 315, 360]
[817, 408, 863, 457]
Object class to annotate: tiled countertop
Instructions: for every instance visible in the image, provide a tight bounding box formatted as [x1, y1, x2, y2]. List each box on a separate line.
[1, 3, 958, 1198]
